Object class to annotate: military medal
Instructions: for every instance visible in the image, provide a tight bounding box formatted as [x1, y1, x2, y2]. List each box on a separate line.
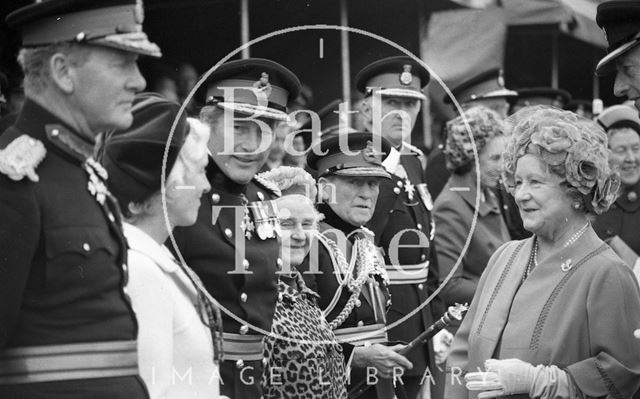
[416, 183, 434, 211]
[250, 200, 280, 240]
[404, 178, 415, 201]
[239, 194, 254, 239]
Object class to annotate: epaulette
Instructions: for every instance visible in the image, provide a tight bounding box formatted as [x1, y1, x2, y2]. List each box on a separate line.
[0, 135, 46, 182]
[403, 141, 427, 169]
[253, 174, 282, 197]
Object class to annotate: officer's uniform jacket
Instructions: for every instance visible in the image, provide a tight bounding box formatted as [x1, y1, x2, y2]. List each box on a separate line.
[594, 180, 640, 256]
[0, 100, 145, 398]
[367, 143, 445, 377]
[170, 159, 280, 399]
[300, 203, 393, 399]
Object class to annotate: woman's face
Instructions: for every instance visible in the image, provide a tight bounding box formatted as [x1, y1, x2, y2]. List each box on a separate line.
[478, 135, 508, 189]
[608, 127, 640, 187]
[513, 154, 574, 237]
[166, 131, 211, 227]
[277, 195, 318, 269]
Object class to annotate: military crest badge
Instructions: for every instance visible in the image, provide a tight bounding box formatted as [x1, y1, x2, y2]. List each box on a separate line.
[399, 64, 413, 86]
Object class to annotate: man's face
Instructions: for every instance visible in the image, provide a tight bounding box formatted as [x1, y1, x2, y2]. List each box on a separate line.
[614, 45, 640, 111]
[321, 175, 380, 226]
[365, 96, 420, 147]
[208, 114, 274, 184]
[70, 46, 146, 133]
[609, 127, 640, 187]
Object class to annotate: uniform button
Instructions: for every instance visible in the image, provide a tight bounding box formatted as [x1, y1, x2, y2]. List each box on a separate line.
[355, 299, 362, 307]
[239, 324, 249, 335]
[225, 228, 233, 238]
[107, 213, 115, 223]
[122, 263, 128, 275]
[418, 283, 424, 290]
[51, 129, 59, 137]
[82, 243, 91, 252]
[236, 359, 244, 369]
[243, 259, 250, 270]
[417, 223, 422, 230]
[257, 192, 265, 201]
[393, 187, 401, 194]
[240, 292, 248, 302]
[397, 181, 403, 187]
[262, 357, 268, 366]
[357, 321, 364, 327]
[420, 254, 427, 262]
[277, 258, 283, 267]
[211, 193, 220, 204]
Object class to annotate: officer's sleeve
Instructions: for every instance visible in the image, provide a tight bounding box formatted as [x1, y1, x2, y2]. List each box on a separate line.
[0, 178, 40, 347]
[433, 195, 476, 306]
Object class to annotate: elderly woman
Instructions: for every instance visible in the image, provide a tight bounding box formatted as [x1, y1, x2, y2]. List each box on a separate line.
[433, 106, 511, 308]
[445, 106, 640, 399]
[258, 166, 347, 398]
[100, 93, 223, 399]
[594, 104, 640, 257]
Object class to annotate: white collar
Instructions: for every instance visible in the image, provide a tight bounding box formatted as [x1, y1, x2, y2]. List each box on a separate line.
[123, 223, 179, 273]
[382, 146, 401, 174]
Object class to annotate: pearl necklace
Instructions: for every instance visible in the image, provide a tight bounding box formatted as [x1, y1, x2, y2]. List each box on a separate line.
[524, 221, 590, 281]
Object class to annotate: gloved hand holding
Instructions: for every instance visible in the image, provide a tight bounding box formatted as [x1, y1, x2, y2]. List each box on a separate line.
[432, 329, 454, 365]
[465, 358, 572, 399]
[465, 358, 536, 399]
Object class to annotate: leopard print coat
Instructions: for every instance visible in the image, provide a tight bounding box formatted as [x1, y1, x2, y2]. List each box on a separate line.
[262, 274, 347, 398]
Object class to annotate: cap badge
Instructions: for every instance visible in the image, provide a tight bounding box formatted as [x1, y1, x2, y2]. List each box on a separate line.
[362, 140, 380, 164]
[400, 64, 413, 86]
[603, 27, 608, 43]
[253, 72, 272, 99]
[498, 69, 506, 88]
[134, 0, 145, 24]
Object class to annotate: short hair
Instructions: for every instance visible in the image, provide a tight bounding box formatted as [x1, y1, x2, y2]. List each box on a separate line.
[17, 43, 91, 96]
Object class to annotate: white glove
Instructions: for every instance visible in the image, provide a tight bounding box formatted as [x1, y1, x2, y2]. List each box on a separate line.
[432, 329, 454, 365]
[465, 358, 535, 399]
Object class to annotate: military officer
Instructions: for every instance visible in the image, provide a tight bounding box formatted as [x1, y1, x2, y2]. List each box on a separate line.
[596, 1, 640, 112]
[169, 58, 301, 399]
[593, 104, 640, 256]
[356, 56, 451, 399]
[0, 1, 159, 398]
[305, 131, 413, 399]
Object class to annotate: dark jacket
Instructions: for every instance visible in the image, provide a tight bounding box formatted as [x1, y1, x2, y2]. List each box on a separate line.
[0, 100, 146, 398]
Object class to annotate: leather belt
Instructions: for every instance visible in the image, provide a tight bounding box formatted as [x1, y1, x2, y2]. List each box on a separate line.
[385, 261, 429, 285]
[333, 323, 388, 346]
[222, 333, 264, 361]
[0, 340, 138, 384]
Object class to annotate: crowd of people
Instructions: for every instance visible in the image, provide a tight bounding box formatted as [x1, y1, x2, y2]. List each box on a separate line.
[1, 0, 640, 399]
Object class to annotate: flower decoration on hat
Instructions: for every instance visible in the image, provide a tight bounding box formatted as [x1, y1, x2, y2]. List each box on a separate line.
[503, 106, 621, 215]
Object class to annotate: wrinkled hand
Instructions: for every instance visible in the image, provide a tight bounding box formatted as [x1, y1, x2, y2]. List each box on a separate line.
[433, 329, 454, 365]
[465, 358, 535, 399]
[352, 344, 413, 379]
